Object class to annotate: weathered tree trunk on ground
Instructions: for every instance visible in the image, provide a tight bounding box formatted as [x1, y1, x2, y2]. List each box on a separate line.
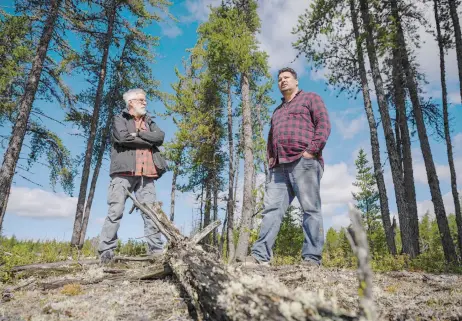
[71, 2, 117, 246]
[391, 47, 420, 255]
[0, 0, 62, 231]
[349, 0, 396, 255]
[126, 190, 359, 321]
[226, 81, 236, 262]
[434, 0, 462, 258]
[235, 73, 254, 261]
[448, 0, 462, 103]
[391, 0, 456, 263]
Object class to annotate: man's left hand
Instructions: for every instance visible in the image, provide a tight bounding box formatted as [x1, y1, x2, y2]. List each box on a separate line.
[302, 151, 315, 159]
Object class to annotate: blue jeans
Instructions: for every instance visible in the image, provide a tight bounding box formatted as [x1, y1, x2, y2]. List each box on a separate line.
[98, 175, 163, 255]
[251, 157, 324, 263]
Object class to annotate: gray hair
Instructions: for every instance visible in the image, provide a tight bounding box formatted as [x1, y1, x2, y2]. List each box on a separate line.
[123, 88, 146, 108]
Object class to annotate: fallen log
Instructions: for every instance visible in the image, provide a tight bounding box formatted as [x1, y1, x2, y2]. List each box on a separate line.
[126, 190, 359, 321]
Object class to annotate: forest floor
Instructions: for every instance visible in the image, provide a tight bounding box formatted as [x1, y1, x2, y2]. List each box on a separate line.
[1, 260, 461, 321]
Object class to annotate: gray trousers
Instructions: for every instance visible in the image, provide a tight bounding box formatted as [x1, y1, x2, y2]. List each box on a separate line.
[98, 175, 163, 255]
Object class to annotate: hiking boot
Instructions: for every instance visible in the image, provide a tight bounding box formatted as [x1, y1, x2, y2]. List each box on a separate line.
[240, 255, 270, 267]
[100, 251, 114, 265]
[301, 259, 321, 268]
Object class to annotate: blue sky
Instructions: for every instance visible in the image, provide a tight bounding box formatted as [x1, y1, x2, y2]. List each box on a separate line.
[2, 0, 462, 243]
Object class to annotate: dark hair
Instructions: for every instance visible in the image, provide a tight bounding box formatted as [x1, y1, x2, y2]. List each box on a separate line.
[278, 67, 297, 79]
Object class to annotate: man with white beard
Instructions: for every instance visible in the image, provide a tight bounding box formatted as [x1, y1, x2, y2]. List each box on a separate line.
[98, 88, 168, 264]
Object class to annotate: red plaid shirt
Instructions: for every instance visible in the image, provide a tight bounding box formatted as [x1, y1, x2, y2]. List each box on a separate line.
[267, 90, 331, 169]
[120, 114, 158, 178]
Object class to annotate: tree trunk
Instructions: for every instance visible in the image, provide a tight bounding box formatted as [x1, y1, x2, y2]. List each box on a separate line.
[392, 46, 420, 255]
[78, 109, 113, 247]
[170, 160, 181, 222]
[71, 2, 117, 246]
[213, 170, 219, 247]
[359, 0, 415, 257]
[391, 0, 456, 262]
[448, 0, 462, 103]
[203, 176, 212, 244]
[0, 0, 62, 231]
[350, 0, 396, 254]
[235, 73, 254, 261]
[226, 82, 236, 262]
[434, 0, 462, 257]
[0, 184, 11, 234]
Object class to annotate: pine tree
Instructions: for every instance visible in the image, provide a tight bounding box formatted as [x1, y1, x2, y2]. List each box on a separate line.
[352, 149, 383, 254]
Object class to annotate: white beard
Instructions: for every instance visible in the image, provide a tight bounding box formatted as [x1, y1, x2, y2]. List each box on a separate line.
[133, 106, 146, 117]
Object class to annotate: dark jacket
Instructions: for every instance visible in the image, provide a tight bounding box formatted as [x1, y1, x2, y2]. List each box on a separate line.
[109, 110, 168, 178]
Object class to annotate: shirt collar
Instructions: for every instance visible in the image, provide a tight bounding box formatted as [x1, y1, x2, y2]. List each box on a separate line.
[281, 89, 303, 103]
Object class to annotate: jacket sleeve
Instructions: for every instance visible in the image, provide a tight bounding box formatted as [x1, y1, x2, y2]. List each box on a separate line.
[307, 94, 331, 155]
[138, 120, 165, 146]
[112, 115, 152, 149]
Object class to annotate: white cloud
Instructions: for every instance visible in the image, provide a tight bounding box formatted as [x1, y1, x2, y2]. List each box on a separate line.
[257, 0, 312, 73]
[417, 190, 462, 219]
[161, 22, 182, 38]
[331, 109, 366, 140]
[332, 213, 350, 229]
[7, 187, 77, 218]
[448, 92, 461, 105]
[183, 0, 219, 22]
[453, 133, 462, 153]
[413, 157, 462, 186]
[321, 162, 357, 208]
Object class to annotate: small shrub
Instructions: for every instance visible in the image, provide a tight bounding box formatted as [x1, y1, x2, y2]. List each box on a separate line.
[61, 283, 83, 296]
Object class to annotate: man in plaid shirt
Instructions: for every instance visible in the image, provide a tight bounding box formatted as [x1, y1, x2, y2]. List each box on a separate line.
[246, 67, 331, 267]
[98, 88, 168, 264]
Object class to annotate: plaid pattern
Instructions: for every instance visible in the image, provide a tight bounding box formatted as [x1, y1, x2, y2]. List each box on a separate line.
[134, 118, 158, 177]
[268, 90, 331, 169]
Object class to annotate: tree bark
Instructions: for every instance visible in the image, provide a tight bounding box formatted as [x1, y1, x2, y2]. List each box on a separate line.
[71, 2, 117, 246]
[0, 0, 62, 231]
[391, 0, 456, 262]
[170, 159, 181, 222]
[434, 0, 462, 257]
[448, 0, 462, 103]
[359, 0, 415, 257]
[235, 73, 254, 261]
[391, 46, 420, 255]
[226, 81, 236, 262]
[349, 0, 396, 255]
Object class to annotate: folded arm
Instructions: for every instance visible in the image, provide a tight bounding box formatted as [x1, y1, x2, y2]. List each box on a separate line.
[112, 115, 152, 149]
[138, 120, 165, 146]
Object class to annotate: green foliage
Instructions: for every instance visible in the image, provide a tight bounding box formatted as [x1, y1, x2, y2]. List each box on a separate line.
[0, 236, 156, 282]
[26, 122, 76, 195]
[272, 206, 304, 265]
[0, 236, 94, 282]
[352, 148, 386, 257]
[322, 214, 462, 273]
[0, 13, 32, 122]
